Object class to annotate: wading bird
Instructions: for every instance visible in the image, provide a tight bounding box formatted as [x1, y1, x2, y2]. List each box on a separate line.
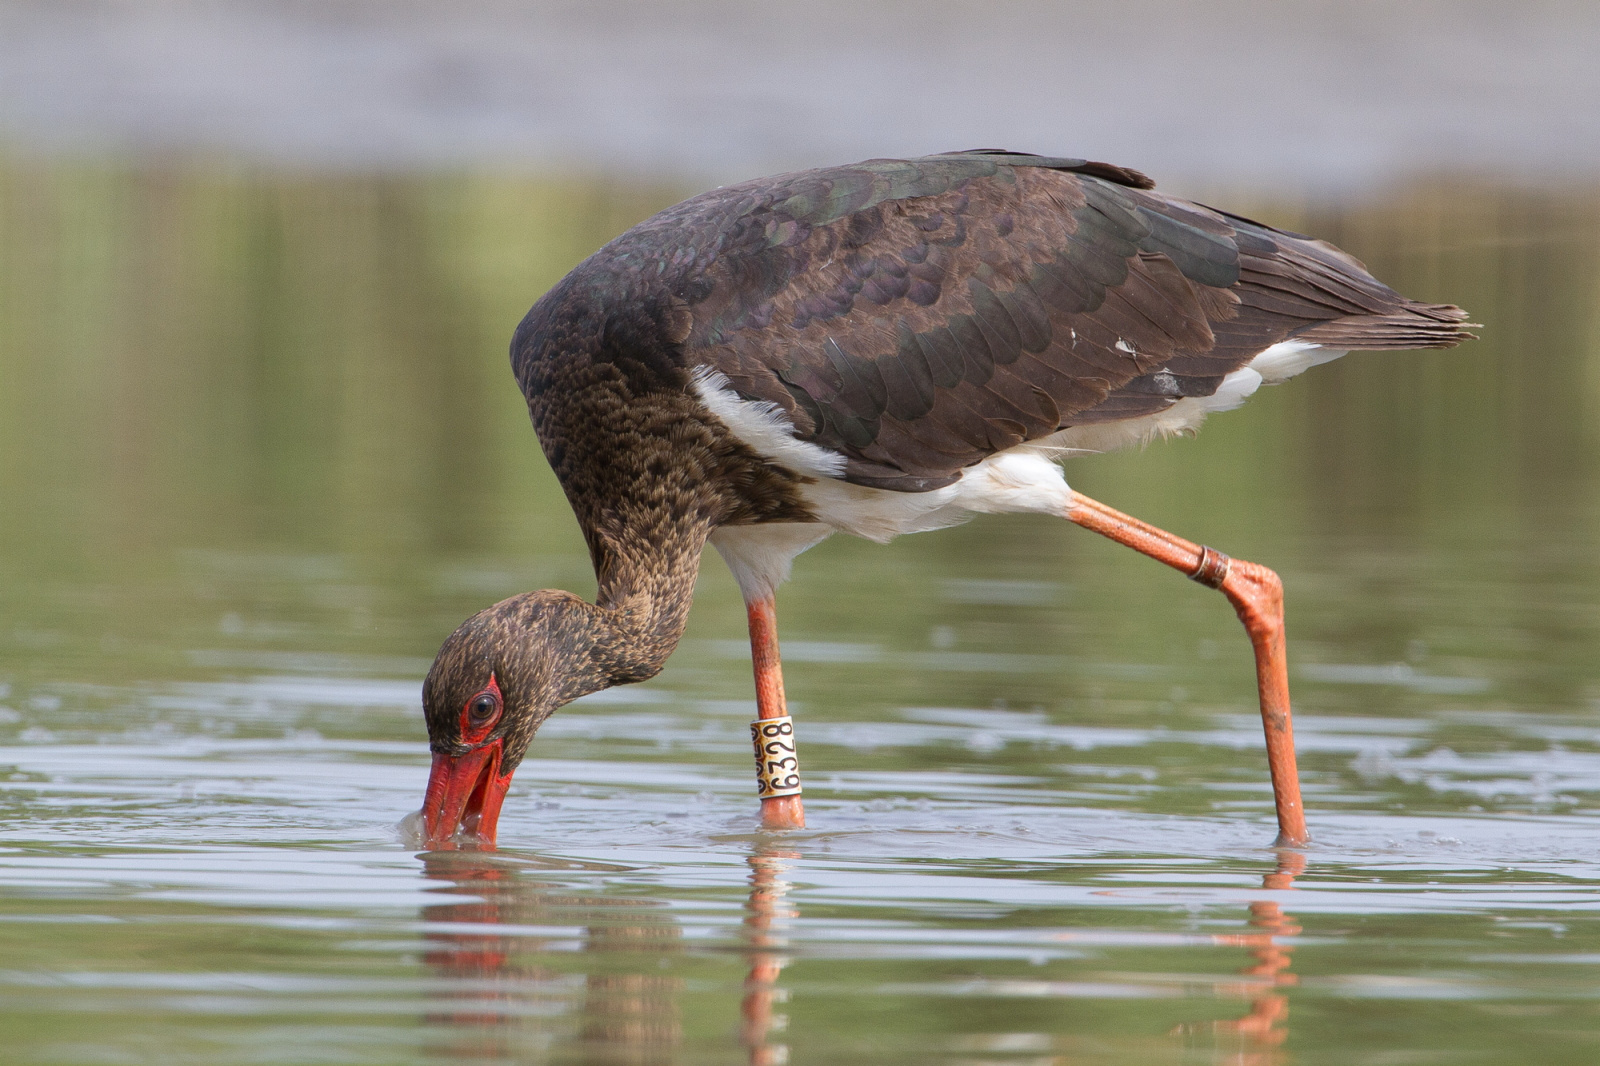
[418, 150, 1471, 850]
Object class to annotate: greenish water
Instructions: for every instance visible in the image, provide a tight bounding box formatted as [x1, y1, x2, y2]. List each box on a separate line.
[4, 159, 1600, 1064]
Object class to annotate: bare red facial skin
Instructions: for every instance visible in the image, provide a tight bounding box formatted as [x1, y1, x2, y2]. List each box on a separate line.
[420, 676, 516, 850]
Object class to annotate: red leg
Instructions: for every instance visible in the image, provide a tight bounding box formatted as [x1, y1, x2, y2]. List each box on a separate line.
[747, 597, 805, 830]
[1066, 492, 1309, 846]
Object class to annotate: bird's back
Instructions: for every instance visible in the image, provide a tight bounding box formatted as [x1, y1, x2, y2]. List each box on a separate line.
[514, 151, 1472, 497]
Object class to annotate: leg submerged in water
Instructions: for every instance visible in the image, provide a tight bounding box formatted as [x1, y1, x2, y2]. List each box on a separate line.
[1064, 492, 1309, 846]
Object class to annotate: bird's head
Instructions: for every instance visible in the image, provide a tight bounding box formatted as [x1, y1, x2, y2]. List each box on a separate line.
[417, 590, 596, 849]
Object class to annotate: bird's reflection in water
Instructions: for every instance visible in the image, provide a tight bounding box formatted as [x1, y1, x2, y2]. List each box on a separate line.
[418, 846, 1300, 1064]
[740, 847, 799, 1066]
[418, 850, 682, 1064]
[1173, 849, 1305, 1065]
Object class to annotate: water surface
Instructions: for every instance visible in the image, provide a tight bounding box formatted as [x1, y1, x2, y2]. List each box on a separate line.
[3, 160, 1600, 1063]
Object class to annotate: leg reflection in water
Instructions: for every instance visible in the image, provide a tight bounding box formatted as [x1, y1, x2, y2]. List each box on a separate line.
[741, 846, 800, 1066]
[418, 851, 682, 1064]
[1174, 849, 1306, 1065]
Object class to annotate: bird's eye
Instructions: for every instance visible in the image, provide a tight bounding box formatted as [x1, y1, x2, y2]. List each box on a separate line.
[468, 692, 500, 725]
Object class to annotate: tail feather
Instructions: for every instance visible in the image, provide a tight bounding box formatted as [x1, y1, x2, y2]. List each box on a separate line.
[1293, 302, 1477, 350]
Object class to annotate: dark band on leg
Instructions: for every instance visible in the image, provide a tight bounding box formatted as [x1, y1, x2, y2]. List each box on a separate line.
[1190, 545, 1232, 589]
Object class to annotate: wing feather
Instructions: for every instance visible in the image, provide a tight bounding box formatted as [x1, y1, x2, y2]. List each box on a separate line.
[596, 151, 1474, 490]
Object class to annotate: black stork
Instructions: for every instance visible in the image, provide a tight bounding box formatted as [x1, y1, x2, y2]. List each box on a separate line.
[417, 150, 1471, 850]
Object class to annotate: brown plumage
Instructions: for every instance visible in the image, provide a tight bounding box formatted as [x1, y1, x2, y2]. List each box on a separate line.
[417, 150, 1473, 849]
[528, 150, 1468, 490]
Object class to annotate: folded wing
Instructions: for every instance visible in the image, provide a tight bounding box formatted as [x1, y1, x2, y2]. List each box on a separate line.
[669, 151, 1471, 490]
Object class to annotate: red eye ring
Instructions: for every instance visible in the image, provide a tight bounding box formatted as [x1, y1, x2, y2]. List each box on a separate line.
[458, 674, 503, 743]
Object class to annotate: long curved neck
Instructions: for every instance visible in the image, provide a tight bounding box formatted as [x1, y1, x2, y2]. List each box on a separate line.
[512, 310, 815, 700]
[549, 508, 713, 701]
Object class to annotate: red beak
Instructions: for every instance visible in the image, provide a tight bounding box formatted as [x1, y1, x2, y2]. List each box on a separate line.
[420, 739, 514, 849]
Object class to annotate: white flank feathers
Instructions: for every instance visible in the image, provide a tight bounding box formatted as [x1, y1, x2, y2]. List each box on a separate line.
[1047, 340, 1347, 454]
[690, 366, 844, 478]
[1248, 339, 1348, 384]
[692, 340, 1342, 601]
